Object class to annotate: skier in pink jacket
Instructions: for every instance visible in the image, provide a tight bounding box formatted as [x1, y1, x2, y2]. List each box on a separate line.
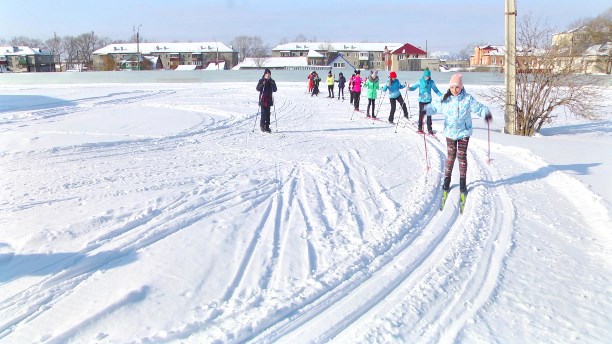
[352, 70, 363, 111]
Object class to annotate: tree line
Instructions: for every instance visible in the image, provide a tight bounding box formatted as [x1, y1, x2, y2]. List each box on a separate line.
[0, 32, 326, 69]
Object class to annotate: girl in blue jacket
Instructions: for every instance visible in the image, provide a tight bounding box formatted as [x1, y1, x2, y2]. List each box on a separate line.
[409, 68, 442, 134]
[381, 71, 408, 123]
[426, 74, 492, 196]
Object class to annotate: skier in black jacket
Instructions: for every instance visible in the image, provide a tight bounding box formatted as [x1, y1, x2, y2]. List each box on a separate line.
[256, 68, 277, 132]
[336, 72, 346, 100]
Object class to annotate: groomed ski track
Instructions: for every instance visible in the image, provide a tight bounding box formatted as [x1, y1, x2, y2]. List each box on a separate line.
[1, 82, 608, 343]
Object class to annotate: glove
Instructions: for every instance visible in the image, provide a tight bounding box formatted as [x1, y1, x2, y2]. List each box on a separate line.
[485, 113, 493, 122]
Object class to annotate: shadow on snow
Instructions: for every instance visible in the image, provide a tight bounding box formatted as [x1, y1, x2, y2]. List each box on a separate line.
[0, 249, 138, 283]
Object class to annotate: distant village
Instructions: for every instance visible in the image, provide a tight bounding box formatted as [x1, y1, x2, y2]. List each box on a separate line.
[1, 26, 610, 75]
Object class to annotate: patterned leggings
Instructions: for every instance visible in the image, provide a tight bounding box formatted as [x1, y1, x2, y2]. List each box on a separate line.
[445, 137, 470, 179]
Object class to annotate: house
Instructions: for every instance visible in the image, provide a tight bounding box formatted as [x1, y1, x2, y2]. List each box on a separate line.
[92, 42, 239, 71]
[232, 56, 309, 70]
[552, 26, 590, 52]
[233, 53, 357, 72]
[119, 55, 163, 70]
[327, 53, 356, 72]
[272, 42, 405, 70]
[0, 46, 55, 72]
[391, 43, 429, 71]
[581, 42, 611, 74]
[552, 27, 610, 74]
[470, 45, 505, 71]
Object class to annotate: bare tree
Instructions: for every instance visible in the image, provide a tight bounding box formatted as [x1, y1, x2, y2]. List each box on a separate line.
[568, 7, 612, 52]
[231, 35, 269, 61]
[318, 42, 335, 63]
[231, 35, 251, 62]
[252, 37, 270, 58]
[9, 36, 43, 47]
[253, 56, 269, 69]
[62, 36, 79, 71]
[294, 34, 309, 42]
[45, 33, 63, 71]
[457, 41, 487, 60]
[483, 15, 603, 136]
[101, 55, 117, 71]
[74, 32, 99, 69]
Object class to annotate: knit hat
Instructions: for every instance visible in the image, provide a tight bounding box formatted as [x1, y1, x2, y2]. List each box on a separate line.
[390, 71, 397, 79]
[449, 73, 463, 87]
[423, 68, 431, 77]
[264, 68, 271, 75]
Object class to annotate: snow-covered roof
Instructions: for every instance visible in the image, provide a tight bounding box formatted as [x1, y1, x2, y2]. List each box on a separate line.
[233, 57, 308, 69]
[0, 46, 51, 56]
[328, 54, 356, 70]
[392, 43, 427, 55]
[477, 45, 506, 56]
[174, 65, 197, 71]
[584, 42, 612, 56]
[205, 61, 225, 70]
[554, 26, 588, 35]
[93, 42, 235, 55]
[273, 42, 403, 52]
[307, 49, 325, 58]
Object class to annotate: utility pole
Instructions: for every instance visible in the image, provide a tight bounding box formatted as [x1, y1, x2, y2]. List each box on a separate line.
[504, 0, 517, 134]
[135, 25, 142, 70]
[215, 38, 219, 70]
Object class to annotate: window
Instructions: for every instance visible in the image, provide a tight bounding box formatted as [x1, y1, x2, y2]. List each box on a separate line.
[333, 62, 345, 68]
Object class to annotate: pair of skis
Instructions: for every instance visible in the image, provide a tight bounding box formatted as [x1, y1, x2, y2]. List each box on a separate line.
[440, 190, 467, 214]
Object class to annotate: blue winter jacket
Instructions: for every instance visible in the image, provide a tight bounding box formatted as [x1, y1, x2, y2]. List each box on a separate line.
[409, 78, 443, 103]
[381, 78, 405, 99]
[426, 88, 490, 140]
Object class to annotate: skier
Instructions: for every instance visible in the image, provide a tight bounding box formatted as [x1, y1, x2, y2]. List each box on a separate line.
[426, 73, 492, 208]
[311, 71, 321, 97]
[256, 68, 278, 133]
[336, 72, 346, 100]
[307, 72, 314, 93]
[351, 70, 363, 111]
[381, 71, 408, 123]
[364, 70, 379, 117]
[327, 71, 335, 98]
[408, 68, 443, 134]
[348, 72, 356, 105]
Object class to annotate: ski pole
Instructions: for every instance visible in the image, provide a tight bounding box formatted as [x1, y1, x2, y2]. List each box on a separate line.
[395, 86, 410, 133]
[487, 119, 491, 164]
[403, 85, 412, 119]
[273, 101, 278, 132]
[423, 131, 430, 171]
[253, 87, 264, 132]
[394, 107, 401, 133]
[253, 108, 260, 132]
[375, 89, 386, 118]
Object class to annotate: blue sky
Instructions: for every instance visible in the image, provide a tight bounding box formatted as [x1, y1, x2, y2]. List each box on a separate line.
[1, 0, 609, 53]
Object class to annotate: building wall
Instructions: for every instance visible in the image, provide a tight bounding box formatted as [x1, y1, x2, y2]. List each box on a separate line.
[274, 49, 389, 70]
[1, 54, 54, 72]
[391, 53, 429, 71]
[92, 51, 238, 70]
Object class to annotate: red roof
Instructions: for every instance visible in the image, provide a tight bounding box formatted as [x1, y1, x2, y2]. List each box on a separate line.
[392, 43, 426, 55]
